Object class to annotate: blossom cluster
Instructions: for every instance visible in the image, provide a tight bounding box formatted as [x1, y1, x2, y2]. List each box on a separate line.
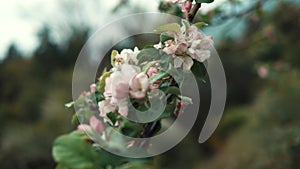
[73, 21, 213, 142]
[155, 22, 213, 70]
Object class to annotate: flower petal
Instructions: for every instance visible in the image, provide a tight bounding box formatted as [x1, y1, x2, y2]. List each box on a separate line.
[183, 57, 194, 70]
[174, 57, 184, 68]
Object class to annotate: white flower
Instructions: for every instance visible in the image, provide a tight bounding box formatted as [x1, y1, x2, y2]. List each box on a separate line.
[103, 64, 143, 117]
[90, 83, 97, 93]
[188, 49, 211, 62]
[98, 100, 116, 119]
[160, 23, 213, 69]
[111, 47, 140, 67]
[129, 72, 150, 99]
[174, 56, 194, 70]
[154, 42, 162, 49]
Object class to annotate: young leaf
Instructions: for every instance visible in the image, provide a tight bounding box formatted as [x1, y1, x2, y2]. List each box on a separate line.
[99, 71, 111, 93]
[137, 48, 160, 64]
[149, 71, 168, 84]
[160, 32, 174, 43]
[181, 19, 190, 30]
[193, 22, 208, 28]
[155, 23, 181, 33]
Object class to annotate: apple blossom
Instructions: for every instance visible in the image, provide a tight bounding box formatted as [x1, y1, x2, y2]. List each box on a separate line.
[77, 116, 104, 133]
[147, 67, 158, 77]
[129, 72, 150, 99]
[182, 1, 192, 12]
[174, 56, 194, 70]
[90, 83, 97, 93]
[111, 47, 140, 67]
[157, 23, 212, 70]
[98, 100, 116, 119]
[90, 116, 104, 133]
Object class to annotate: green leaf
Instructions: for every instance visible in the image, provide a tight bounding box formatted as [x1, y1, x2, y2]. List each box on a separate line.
[107, 112, 117, 125]
[65, 101, 74, 108]
[55, 164, 70, 169]
[120, 120, 143, 137]
[195, 0, 214, 3]
[137, 48, 160, 64]
[155, 23, 181, 33]
[164, 86, 181, 95]
[52, 131, 100, 169]
[142, 61, 157, 72]
[181, 19, 190, 30]
[192, 22, 208, 28]
[143, 45, 155, 49]
[191, 60, 207, 81]
[116, 159, 153, 169]
[71, 113, 80, 125]
[149, 71, 168, 84]
[99, 71, 111, 93]
[160, 32, 174, 43]
[158, 96, 177, 119]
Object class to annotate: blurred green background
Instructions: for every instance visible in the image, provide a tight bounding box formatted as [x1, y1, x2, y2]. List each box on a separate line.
[1, 0, 300, 168]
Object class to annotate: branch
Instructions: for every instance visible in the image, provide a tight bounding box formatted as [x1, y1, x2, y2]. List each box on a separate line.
[188, 2, 201, 23]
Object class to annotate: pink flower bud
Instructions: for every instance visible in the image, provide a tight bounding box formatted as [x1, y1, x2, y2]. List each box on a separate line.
[77, 124, 91, 131]
[90, 83, 97, 93]
[147, 67, 158, 77]
[90, 116, 104, 133]
[182, 1, 192, 12]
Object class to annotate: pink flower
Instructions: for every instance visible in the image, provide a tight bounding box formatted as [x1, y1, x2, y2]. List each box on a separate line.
[98, 100, 116, 118]
[90, 116, 104, 133]
[163, 40, 177, 55]
[117, 100, 129, 117]
[111, 78, 129, 100]
[106, 64, 137, 101]
[77, 116, 104, 133]
[90, 83, 97, 93]
[174, 56, 194, 70]
[104, 77, 112, 97]
[202, 36, 214, 48]
[103, 64, 140, 117]
[257, 66, 269, 79]
[147, 67, 158, 77]
[182, 1, 192, 12]
[188, 49, 211, 62]
[77, 124, 91, 131]
[187, 25, 203, 43]
[163, 40, 188, 56]
[81, 91, 91, 97]
[129, 72, 150, 99]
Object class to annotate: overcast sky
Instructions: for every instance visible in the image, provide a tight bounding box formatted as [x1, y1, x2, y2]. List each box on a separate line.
[0, 0, 225, 60]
